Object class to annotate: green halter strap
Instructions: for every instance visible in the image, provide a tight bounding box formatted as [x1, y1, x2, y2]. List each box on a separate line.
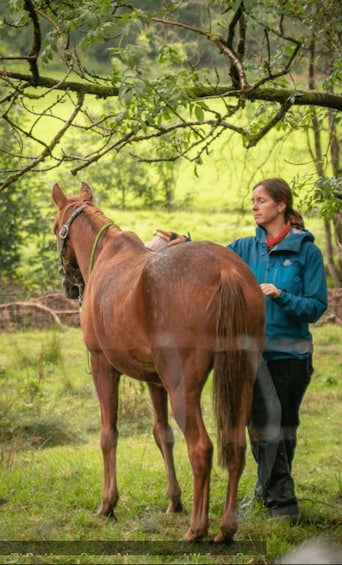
[88, 222, 114, 276]
[85, 221, 113, 374]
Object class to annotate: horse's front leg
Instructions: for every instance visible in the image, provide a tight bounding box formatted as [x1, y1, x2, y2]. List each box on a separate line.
[90, 350, 120, 518]
[147, 383, 183, 513]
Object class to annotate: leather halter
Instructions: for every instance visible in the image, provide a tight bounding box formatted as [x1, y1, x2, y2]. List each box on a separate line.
[57, 204, 88, 301]
[57, 204, 113, 303]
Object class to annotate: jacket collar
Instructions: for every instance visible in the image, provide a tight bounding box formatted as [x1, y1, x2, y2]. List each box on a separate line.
[256, 225, 314, 252]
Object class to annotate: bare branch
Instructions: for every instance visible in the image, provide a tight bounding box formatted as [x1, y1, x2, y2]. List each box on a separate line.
[213, 38, 248, 91]
[0, 91, 84, 191]
[24, 0, 42, 84]
[69, 117, 244, 175]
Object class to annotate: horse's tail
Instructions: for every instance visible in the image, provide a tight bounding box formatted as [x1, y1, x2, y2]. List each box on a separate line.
[213, 275, 254, 467]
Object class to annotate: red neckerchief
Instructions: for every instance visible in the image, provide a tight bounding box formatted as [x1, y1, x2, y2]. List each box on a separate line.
[266, 223, 291, 249]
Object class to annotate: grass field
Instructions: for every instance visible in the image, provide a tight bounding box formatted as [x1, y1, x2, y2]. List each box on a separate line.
[0, 320, 341, 564]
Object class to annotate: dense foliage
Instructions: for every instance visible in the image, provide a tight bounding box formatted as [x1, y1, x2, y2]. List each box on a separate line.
[0, 0, 341, 287]
[1, 0, 341, 189]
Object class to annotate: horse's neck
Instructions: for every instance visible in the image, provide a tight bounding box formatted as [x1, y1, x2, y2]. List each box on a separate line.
[74, 216, 120, 282]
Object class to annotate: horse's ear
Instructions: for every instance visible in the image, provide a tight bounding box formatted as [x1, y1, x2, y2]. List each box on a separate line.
[80, 182, 93, 203]
[52, 183, 67, 209]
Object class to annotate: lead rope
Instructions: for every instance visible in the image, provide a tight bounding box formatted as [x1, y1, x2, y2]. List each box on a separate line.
[85, 222, 114, 373]
[88, 222, 114, 277]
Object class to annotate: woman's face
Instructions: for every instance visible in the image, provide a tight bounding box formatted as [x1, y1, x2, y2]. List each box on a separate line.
[251, 185, 286, 227]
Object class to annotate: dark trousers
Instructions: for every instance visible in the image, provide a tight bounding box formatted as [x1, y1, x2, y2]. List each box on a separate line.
[248, 356, 312, 514]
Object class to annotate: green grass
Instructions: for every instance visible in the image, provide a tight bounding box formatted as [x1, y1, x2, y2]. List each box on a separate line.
[0, 322, 341, 564]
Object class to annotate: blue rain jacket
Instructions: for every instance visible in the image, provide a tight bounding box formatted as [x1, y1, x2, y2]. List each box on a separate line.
[228, 226, 328, 360]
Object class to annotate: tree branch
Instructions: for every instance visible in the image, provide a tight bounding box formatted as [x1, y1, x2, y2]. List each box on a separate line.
[245, 99, 293, 148]
[213, 39, 248, 91]
[0, 1, 341, 192]
[0, 91, 84, 191]
[1, 70, 340, 110]
[24, 0, 42, 84]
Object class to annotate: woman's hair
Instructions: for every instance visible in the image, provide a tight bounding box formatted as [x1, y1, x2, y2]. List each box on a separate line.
[252, 177, 305, 229]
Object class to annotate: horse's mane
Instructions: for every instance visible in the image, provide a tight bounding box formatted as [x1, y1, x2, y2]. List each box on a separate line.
[84, 204, 119, 232]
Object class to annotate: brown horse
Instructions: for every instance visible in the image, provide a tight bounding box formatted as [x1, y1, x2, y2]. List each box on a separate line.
[52, 182, 265, 543]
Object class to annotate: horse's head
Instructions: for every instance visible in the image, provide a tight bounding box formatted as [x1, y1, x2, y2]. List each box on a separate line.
[52, 182, 93, 300]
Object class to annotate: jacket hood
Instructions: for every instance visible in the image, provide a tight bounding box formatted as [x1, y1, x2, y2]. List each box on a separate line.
[256, 225, 315, 252]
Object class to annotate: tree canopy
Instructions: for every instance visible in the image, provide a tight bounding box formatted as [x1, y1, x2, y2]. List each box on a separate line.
[1, 0, 342, 290]
[0, 0, 341, 191]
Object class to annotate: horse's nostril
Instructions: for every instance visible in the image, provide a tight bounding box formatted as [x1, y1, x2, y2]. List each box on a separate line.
[71, 287, 79, 299]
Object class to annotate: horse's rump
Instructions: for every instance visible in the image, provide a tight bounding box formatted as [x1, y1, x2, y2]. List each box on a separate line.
[140, 240, 262, 347]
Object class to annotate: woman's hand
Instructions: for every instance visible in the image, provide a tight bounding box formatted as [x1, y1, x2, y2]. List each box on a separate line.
[154, 229, 189, 246]
[260, 283, 281, 299]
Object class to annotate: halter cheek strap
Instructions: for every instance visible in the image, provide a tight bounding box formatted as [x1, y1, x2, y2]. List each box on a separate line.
[58, 204, 88, 276]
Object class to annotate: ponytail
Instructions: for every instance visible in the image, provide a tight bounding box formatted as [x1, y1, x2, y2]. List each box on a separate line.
[288, 209, 305, 229]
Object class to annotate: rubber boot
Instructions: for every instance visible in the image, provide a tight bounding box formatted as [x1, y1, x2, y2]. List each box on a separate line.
[264, 441, 298, 519]
[251, 438, 298, 519]
[284, 437, 297, 471]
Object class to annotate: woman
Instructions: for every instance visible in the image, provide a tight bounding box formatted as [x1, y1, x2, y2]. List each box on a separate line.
[153, 177, 328, 520]
[227, 178, 327, 520]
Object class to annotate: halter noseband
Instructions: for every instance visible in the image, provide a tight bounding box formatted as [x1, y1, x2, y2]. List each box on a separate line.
[58, 204, 88, 301]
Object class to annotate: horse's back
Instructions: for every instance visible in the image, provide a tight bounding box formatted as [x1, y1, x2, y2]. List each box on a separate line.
[140, 241, 264, 348]
[145, 240, 257, 287]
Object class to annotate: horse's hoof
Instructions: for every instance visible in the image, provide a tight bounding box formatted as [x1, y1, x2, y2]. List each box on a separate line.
[185, 528, 207, 542]
[97, 505, 117, 520]
[166, 500, 183, 513]
[213, 531, 234, 544]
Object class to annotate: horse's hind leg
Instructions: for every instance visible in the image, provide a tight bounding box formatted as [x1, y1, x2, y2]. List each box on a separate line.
[214, 388, 252, 543]
[167, 358, 213, 541]
[90, 351, 120, 518]
[180, 396, 213, 541]
[147, 383, 183, 513]
[214, 432, 246, 543]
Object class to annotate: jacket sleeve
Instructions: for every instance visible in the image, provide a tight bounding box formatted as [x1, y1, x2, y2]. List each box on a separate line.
[275, 244, 328, 323]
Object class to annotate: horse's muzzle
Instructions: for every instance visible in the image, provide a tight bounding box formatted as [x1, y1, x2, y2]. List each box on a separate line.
[62, 277, 80, 300]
